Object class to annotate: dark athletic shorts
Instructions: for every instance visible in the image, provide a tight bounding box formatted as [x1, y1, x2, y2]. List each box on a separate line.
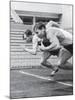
[50, 49, 60, 56]
[64, 44, 73, 55]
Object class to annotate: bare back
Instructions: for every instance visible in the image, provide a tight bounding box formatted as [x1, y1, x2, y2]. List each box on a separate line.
[46, 27, 72, 46]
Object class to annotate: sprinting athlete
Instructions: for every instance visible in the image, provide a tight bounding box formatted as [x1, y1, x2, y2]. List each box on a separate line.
[22, 22, 61, 75]
[21, 21, 73, 76]
[46, 21, 73, 75]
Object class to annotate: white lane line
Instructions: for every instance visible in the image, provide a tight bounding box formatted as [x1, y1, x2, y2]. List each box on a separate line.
[19, 71, 73, 87]
[57, 81, 73, 87]
[19, 70, 53, 81]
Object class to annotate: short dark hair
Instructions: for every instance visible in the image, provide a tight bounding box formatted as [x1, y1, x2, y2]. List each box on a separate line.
[25, 29, 32, 37]
[33, 22, 46, 33]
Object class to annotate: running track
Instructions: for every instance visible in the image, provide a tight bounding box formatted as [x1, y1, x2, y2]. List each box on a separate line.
[10, 68, 73, 99]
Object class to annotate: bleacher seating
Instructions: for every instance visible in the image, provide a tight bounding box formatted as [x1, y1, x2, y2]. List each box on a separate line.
[10, 22, 43, 68]
[10, 21, 72, 69]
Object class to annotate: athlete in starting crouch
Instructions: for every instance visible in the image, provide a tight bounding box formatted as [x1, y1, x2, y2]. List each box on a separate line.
[22, 21, 73, 76]
[22, 22, 61, 76]
[46, 21, 73, 75]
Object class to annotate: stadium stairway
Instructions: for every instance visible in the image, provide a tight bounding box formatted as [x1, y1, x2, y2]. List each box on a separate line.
[10, 22, 72, 69]
[10, 30, 58, 69]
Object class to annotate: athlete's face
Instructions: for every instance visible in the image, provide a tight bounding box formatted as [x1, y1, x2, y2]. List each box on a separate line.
[36, 28, 46, 38]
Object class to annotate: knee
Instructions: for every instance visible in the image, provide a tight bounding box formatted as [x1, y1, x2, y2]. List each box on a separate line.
[40, 60, 46, 66]
[56, 61, 61, 68]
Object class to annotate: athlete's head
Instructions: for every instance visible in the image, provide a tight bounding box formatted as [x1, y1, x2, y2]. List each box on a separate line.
[23, 29, 32, 42]
[33, 22, 46, 38]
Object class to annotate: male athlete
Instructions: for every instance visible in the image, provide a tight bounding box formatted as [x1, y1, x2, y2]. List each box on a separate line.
[22, 22, 61, 76]
[46, 21, 73, 71]
[22, 21, 73, 76]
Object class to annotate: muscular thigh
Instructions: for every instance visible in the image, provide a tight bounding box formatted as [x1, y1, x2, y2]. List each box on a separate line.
[58, 47, 72, 65]
[41, 51, 51, 62]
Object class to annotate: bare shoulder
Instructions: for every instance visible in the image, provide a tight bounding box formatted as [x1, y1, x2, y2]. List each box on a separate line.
[46, 28, 55, 38]
[32, 34, 38, 43]
[33, 34, 38, 39]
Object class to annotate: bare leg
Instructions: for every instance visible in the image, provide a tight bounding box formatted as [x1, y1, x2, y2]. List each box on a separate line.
[40, 51, 58, 71]
[57, 47, 72, 68]
[50, 47, 72, 76]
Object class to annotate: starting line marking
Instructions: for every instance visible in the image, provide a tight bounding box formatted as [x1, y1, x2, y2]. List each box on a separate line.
[19, 70, 73, 87]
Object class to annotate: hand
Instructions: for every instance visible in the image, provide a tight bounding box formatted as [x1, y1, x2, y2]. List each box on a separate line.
[39, 43, 46, 51]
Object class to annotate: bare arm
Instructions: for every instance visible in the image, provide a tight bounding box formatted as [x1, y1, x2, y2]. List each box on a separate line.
[22, 35, 38, 55]
[43, 42, 57, 51]
[46, 20, 60, 30]
[50, 20, 60, 27]
[39, 35, 60, 51]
